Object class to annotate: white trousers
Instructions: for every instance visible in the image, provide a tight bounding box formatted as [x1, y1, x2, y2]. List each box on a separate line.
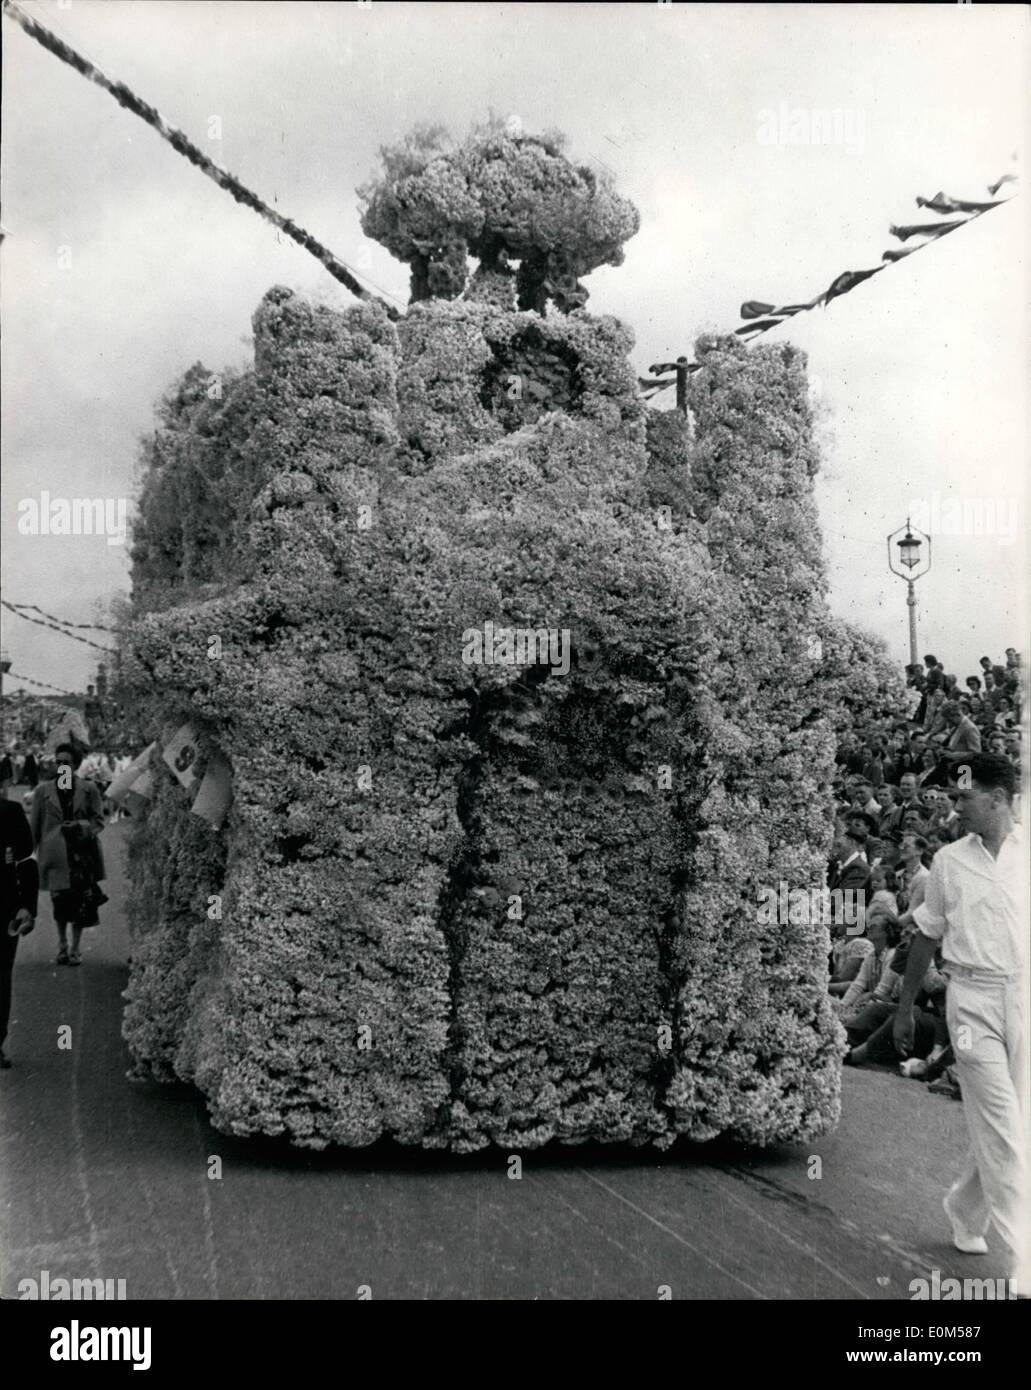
[945, 973, 1030, 1285]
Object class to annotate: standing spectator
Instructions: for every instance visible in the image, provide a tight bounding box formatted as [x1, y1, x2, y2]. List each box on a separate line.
[922, 668, 946, 738]
[29, 743, 107, 967]
[979, 656, 994, 678]
[1, 798, 39, 1068]
[938, 701, 982, 767]
[20, 751, 39, 789]
[894, 755, 1029, 1290]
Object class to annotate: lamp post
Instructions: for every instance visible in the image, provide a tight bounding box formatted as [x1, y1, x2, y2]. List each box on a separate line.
[0, 648, 10, 751]
[887, 520, 931, 668]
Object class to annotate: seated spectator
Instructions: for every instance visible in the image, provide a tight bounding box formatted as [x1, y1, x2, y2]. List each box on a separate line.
[930, 788, 962, 842]
[916, 747, 947, 789]
[923, 830, 945, 863]
[845, 935, 949, 1068]
[873, 783, 897, 831]
[829, 915, 875, 991]
[834, 904, 900, 1024]
[895, 833, 930, 919]
[992, 695, 1015, 730]
[850, 781, 881, 818]
[900, 807, 929, 838]
[828, 829, 870, 896]
[875, 836, 902, 873]
[867, 864, 898, 913]
[835, 732, 866, 775]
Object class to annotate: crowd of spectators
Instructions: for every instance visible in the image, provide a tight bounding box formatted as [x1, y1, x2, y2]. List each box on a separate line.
[827, 648, 1024, 1096]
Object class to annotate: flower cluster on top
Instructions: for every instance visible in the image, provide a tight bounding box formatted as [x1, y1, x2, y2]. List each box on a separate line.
[358, 118, 640, 312]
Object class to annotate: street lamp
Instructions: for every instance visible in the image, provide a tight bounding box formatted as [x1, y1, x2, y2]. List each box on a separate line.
[887, 520, 931, 668]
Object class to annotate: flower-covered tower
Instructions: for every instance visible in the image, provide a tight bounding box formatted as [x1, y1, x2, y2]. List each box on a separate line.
[122, 122, 847, 1151]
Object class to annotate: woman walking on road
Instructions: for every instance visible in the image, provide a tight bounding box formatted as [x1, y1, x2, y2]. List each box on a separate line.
[29, 743, 107, 966]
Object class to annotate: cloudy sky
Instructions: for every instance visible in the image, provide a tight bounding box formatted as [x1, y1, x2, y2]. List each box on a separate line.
[2, 1, 1028, 698]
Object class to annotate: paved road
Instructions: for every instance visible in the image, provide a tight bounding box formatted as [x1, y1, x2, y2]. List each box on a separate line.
[0, 795, 1007, 1300]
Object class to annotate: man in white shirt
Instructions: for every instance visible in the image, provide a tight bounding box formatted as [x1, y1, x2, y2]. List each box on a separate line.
[894, 755, 1029, 1290]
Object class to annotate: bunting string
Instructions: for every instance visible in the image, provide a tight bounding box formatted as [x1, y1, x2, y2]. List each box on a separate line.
[4, 671, 78, 696]
[648, 174, 1018, 390]
[1, 0, 402, 318]
[2, 599, 117, 653]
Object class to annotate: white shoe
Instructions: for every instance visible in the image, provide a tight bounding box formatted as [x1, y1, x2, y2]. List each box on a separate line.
[899, 1058, 927, 1078]
[943, 1194, 988, 1255]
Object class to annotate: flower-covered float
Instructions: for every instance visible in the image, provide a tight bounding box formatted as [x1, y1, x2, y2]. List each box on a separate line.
[121, 120, 902, 1150]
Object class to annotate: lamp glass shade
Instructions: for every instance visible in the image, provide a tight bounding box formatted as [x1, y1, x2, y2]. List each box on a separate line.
[897, 533, 921, 570]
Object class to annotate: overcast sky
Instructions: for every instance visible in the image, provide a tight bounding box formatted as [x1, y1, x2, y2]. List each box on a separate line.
[2, 1, 1028, 700]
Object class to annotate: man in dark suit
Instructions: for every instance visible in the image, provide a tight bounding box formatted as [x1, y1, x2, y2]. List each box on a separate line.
[1, 797, 39, 1068]
[828, 829, 871, 894]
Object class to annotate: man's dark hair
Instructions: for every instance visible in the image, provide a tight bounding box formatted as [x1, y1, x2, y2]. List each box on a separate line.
[923, 654, 939, 667]
[54, 742, 83, 770]
[966, 753, 1017, 802]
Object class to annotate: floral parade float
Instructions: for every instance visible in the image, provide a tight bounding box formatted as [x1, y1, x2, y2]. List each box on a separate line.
[121, 120, 903, 1151]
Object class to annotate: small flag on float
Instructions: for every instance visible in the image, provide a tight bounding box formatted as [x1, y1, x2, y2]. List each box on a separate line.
[190, 754, 233, 830]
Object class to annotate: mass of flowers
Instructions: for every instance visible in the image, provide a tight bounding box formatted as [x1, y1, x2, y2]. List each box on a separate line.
[120, 122, 871, 1152]
[358, 118, 640, 312]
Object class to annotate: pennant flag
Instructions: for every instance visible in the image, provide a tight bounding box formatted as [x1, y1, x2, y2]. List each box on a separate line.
[735, 318, 786, 336]
[916, 191, 1003, 215]
[190, 754, 233, 830]
[107, 743, 157, 804]
[162, 724, 201, 790]
[772, 300, 822, 316]
[822, 266, 885, 305]
[890, 219, 968, 242]
[124, 770, 154, 819]
[988, 173, 1018, 196]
